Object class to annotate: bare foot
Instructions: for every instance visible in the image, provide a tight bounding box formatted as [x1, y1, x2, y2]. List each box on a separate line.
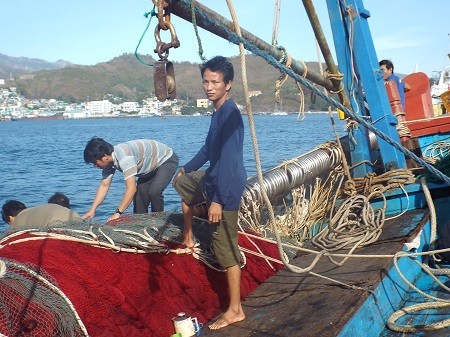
[182, 236, 195, 249]
[208, 307, 245, 330]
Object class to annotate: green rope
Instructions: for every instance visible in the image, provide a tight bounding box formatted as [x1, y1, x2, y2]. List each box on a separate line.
[190, 0, 206, 61]
[134, 7, 156, 67]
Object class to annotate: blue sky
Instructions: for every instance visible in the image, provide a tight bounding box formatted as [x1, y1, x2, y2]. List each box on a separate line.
[1, 0, 449, 77]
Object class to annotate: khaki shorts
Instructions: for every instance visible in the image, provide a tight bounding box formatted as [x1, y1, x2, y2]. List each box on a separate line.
[174, 171, 241, 268]
[211, 210, 241, 268]
[173, 170, 207, 207]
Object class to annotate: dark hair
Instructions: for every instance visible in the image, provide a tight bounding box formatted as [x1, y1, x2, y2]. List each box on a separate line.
[379, 59, 394, 73]
[200, 56, 234, 84]
[48, 192, 70, 208]
[83, 137, 114, 164]
[2, 200, 26, 224]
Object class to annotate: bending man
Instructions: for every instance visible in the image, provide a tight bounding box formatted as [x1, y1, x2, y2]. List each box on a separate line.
[83, 138, 178, 222]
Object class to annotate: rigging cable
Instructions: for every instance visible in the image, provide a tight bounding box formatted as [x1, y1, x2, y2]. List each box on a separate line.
[134, 6, 157, 67]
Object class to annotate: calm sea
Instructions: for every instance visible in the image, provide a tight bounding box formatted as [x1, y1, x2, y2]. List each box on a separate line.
[0, 113, 345, 230]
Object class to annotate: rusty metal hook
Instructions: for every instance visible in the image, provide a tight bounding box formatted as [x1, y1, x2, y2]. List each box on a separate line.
[153, 21, 180, 60]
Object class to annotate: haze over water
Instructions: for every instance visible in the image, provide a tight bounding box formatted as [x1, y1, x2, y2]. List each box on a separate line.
[0, 113, 345, 230]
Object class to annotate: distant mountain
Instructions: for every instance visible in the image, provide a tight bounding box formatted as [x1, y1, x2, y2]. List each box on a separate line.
[0, 52, 331, 112]
[0, 53, 72, 78]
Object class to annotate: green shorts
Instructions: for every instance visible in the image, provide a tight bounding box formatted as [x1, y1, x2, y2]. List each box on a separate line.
[173, 170, 207, 207]
[211, 210, 241, 268]
[174, 171, 241, 268]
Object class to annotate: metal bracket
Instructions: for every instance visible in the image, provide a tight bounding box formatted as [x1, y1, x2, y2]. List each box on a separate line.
[154, 59, 176, 102]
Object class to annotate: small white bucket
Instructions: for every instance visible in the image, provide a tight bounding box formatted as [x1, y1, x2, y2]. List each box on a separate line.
[173, 312, 199, 337]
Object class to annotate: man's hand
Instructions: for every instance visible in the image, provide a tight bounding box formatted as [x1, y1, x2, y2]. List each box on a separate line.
[208, 202, 222, 223]
[82, 209, 95, 220]
[106, 212, 121, 223]
[172, 167, 185, 187]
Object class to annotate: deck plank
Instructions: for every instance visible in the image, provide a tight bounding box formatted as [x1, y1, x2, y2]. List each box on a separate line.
[201, 209, 429, 337]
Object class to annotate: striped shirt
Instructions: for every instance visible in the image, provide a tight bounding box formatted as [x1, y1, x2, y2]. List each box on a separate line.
[102, 139, 173, 180]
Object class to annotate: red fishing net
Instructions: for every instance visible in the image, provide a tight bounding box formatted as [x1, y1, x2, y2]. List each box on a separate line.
[0, 229, 282, 337]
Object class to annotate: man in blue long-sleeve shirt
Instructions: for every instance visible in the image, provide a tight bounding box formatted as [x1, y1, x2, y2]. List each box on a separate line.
[173, 56, 247, 330]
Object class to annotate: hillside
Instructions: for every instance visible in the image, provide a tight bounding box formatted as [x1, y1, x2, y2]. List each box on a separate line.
[2, 53, 332, 112]
[0, 53, 72, 78]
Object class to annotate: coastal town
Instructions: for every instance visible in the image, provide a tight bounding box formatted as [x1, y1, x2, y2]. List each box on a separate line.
[0, 84, 220, 121]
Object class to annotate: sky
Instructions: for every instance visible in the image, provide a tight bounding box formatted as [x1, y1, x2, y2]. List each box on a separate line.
[1, 0, 449, 78]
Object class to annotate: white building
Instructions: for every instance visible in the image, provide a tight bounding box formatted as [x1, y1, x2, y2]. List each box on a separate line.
[122, 101, 139, 112]
[87, 100, 113, 116]
[196, 99, 210, 108]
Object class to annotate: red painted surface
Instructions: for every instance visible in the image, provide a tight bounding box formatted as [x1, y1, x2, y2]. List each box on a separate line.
[406, 114, 450, 137]
[404, 72, 434, 121]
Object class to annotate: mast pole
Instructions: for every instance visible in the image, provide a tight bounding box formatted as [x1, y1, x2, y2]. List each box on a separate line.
[302, 0, 350, 109]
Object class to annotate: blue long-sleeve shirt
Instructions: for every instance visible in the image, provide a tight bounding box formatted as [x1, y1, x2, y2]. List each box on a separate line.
[183, 99, 247, 210]
[385, 73, 407, 110]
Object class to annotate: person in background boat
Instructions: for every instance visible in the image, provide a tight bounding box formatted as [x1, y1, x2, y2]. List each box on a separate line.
[379, 59, 411, 110]
[1, 200, 80, 228]
[172, 56, 247, 330]
[82, 138, 179, 222]
[48, 192, 70, 208]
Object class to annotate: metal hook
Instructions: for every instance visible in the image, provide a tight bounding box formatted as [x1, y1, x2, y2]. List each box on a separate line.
[153, 21, 180, 60]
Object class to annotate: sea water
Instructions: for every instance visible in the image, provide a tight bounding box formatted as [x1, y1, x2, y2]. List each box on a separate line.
[0, 113, 345, 230]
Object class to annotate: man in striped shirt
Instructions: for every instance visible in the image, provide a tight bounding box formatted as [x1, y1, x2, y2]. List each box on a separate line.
[83, 137, 178, 222]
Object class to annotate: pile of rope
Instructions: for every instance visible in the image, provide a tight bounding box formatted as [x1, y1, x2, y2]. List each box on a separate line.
[422, 140, 450, 164]
[418, 140, 450, 183]
[342, 169, 416, 197]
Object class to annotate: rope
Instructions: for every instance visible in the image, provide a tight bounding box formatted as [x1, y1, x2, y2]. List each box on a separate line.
[387, 177, 450, 332]
[274, 49, 307, 119]
[394, 111, 411, 138]
[227, 0, 310, 276]
[274, 47, 289, 104]
[271, 0, 281, 46]
[134, 7, 156, 67]
[422, 140, 450, 164]
[189, 0, 206, 61]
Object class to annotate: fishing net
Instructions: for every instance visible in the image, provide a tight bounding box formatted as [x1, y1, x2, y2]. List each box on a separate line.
[0, 212, 282, 337]
[0, 259, 87, 337]
[2, 212, 239, 272]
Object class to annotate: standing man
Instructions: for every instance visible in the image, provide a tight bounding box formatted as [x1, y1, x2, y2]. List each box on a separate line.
[173, 56, 247, 330]
[379, 59, 411, 110]
[83, 138, 178, 222]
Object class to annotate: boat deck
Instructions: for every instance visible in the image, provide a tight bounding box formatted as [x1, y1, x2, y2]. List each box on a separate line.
[201, 208, 450, 337]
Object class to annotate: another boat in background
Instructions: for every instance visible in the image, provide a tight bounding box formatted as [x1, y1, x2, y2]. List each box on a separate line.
[11, 111, 64, 121]
[430, 63, 450, 115]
